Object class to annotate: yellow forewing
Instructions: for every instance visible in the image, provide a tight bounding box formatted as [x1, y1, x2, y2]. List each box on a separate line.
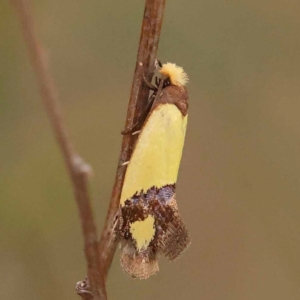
[120, 103, 188, 205]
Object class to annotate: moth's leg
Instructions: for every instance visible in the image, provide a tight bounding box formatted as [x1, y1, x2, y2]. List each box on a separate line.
[155, 76, 161, 87]
[121, 124, 138, 135]
[143, 76, 157, 92]
[121, 76, 165, 135]
[132, 130, 141, 136]
[122, 93, 156, 135]
[155, 59, 163, 68]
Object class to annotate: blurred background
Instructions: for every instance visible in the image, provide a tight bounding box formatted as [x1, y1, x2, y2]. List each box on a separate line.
[1, 0, 300, 299]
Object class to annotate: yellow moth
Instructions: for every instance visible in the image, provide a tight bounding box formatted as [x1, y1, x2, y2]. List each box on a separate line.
[117, 62, 190, 279]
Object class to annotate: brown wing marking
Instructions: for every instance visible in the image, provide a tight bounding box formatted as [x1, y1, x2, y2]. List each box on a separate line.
[118, 186, 190, 278]
[158, 196, 191, 260]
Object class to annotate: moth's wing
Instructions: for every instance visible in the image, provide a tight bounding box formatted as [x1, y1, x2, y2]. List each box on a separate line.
[158, 196, 191, 260]
[119, 101, 190, 278]
[120, 244, 159, 279]
[120, 103, 188, 204]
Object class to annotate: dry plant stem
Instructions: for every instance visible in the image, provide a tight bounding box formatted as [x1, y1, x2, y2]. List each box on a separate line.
[11, 0, 106, 299]
[98, 0, 166, 279]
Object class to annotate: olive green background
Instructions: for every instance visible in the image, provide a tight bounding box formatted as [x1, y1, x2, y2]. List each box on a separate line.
[1, 1, 300, 299]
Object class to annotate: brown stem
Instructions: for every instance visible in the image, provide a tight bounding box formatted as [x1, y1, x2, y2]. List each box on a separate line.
[98, 0, 166, 279]
[11, 0, 106, 299]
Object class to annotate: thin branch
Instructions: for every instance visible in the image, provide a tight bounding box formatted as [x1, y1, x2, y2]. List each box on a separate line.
[98, 0, 166, 279]
[11, 0, 106, 299]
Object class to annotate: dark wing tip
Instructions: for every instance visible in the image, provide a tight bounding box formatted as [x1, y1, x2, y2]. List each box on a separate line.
[120, 245, 159, 280]
[158, 198, 191, 260]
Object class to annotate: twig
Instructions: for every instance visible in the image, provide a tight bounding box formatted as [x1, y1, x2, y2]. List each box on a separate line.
[98, 0, 166, 279]
[11, 0, 106, 299]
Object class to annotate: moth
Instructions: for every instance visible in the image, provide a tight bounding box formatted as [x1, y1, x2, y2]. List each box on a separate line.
[117, 62, 190, 279]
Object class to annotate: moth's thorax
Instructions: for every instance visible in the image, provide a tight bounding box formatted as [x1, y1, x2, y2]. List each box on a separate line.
[153, 85, 189, 116]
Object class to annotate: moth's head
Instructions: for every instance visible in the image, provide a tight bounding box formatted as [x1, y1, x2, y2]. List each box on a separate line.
[159, 62, 189, 87]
